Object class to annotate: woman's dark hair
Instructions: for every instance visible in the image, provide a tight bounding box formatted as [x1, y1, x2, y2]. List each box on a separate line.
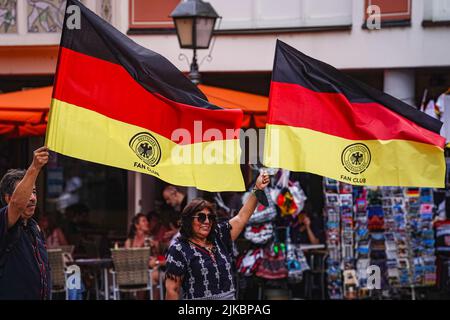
[180, 198, 216, 243]
[127, 213, 147, 239]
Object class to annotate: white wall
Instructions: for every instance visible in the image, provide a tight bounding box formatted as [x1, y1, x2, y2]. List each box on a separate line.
[1, 0, 450, 74]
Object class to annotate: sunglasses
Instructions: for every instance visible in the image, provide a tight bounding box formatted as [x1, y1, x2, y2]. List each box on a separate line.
[192, 212, 217, 224]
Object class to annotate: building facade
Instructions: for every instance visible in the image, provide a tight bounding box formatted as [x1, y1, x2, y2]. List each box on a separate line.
[1, 0, 449, 230]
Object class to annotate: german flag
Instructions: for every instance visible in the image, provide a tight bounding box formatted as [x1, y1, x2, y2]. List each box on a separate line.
[264, 40, 445, 188]
[46, 0, 245, 192]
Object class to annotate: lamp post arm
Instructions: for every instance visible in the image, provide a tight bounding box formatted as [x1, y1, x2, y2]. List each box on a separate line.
[178, 53, 191, 69]
[189, 48, 201, 85]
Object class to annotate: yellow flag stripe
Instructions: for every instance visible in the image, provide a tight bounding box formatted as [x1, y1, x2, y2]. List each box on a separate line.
[46, 99, 245, 192]
[263, 124, 445, 188]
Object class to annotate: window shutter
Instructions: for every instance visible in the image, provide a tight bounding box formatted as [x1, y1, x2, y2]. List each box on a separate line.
[365, 0, 411, 22]
[129, 0, 179, 30]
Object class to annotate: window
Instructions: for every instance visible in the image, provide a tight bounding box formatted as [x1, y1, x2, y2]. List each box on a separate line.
[424, 0, 450, 24]
[212, 0, 352, 31]
[27, 0, 66, 33]
[364, 0, 411, 26]
[0, 0, 17, 33]
[433, 0, 450, 21]
[128, 0, 179, 31]
[128, 0, 352, 34]
[0, 0, 109, 45]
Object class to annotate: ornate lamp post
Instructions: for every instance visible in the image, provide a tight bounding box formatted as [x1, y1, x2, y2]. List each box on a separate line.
[170, 0, 220, 85]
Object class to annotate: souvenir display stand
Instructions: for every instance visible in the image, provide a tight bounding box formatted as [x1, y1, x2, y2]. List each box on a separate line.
[323, 178, 437, 300]
[236, 169, 312, 299]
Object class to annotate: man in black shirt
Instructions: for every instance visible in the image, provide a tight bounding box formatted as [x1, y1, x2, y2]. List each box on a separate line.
[293, 214, 322, 245]
[162, 185, 188, 245]
[162, 185, 187, 213]
[0, 146, 50, 300]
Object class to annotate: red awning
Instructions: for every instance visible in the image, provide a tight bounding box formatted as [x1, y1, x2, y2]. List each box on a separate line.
[198, 85, 268, 128]
[0, 86, 51, 138]
[0, 85, 268, 138]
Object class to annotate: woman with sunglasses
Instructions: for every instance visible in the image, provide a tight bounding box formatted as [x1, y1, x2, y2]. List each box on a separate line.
[165, 172, 270, 300]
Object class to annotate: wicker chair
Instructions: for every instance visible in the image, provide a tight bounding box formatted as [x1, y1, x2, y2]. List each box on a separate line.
[110, 247, 154, 300]
[56, 245, 75, 255]
[47, 249, 69, 300]
[50, 245, 75, 264]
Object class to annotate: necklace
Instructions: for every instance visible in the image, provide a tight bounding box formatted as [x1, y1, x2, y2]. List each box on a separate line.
[189, 239, 216, 257]
[204, 245, 215, 255]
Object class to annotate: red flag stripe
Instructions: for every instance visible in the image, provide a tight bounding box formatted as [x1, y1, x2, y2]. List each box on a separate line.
[53, 47, 243, 144]
[268, 81, 445, 148]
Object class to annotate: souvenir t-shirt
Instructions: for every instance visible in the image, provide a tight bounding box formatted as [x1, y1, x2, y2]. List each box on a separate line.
[435, 220, 450, 256]
[165, 221, 236, 300]
[438, 93, 450, 142]
[424, 99, 438, 119]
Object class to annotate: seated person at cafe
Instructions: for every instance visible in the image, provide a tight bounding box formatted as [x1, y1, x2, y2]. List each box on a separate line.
[147, 210, 178, 250]
[62, 203, 95, 248]
[125, 213, 151, 248]
[125, 213, 163, 299]
[291, 203, 324, 245]
[39, 212, 69, 248]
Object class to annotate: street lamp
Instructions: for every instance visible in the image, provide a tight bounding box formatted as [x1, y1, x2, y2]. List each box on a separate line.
[170, 0, 220, 85]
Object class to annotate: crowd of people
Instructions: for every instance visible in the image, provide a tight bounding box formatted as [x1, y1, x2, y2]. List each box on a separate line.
[117, 185, 189, 299]
[35, 203, 101, 256]
[0, 146, 325, 300]
[120, 177, 324, 300]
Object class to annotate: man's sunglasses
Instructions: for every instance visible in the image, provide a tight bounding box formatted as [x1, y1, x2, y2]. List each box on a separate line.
[192, 212, 217, 224]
